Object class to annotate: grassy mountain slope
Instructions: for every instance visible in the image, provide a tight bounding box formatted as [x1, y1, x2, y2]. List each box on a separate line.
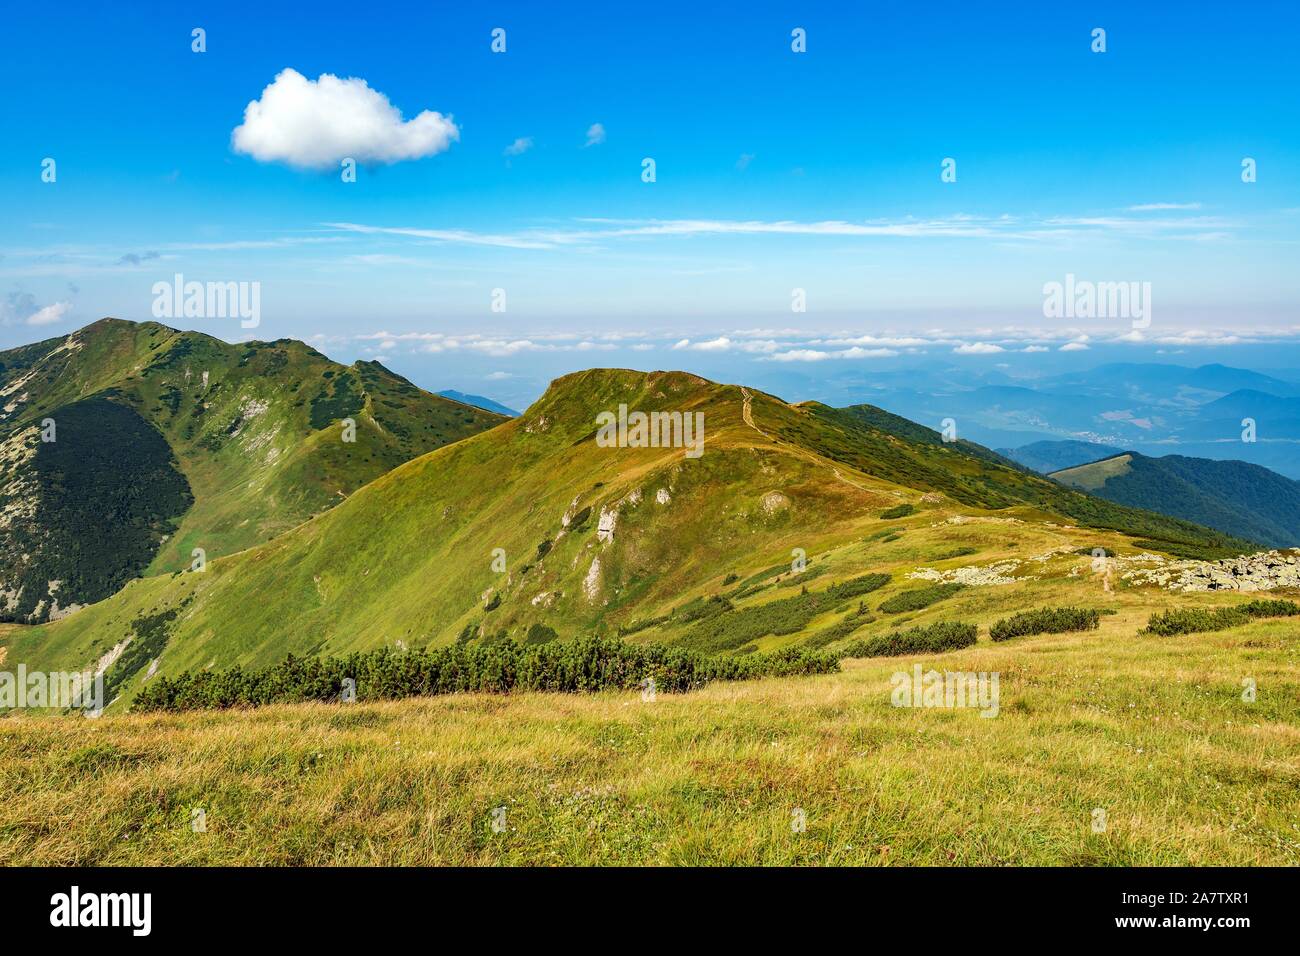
[3, 367, 1257, 708]
[0, 319, 505, 622]
[5, 609, 1295, 865]
[1051, 452, 1300, 548]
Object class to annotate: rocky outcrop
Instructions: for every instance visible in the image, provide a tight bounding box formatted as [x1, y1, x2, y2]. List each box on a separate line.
[1124, 549, 1300, 592]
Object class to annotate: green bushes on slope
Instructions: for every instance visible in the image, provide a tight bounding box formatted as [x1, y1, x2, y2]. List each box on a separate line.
[681, 574, 890, 653]
[989, 607, 1101, 642]
[879, 504, 916, 520]
[131, 637, 839, 712]
[1142, 599, 1300, 636]
[878, 582, 965, 613]
[840, 622, 977, 658]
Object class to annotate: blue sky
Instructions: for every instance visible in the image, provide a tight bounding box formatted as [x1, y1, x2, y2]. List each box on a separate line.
[2, 0, 1298, 405]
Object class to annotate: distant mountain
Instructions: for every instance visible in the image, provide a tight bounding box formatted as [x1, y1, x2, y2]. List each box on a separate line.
[0, 319, 506, 623]
[436, 390, 520, 417]
[999, 440, 1125, 474]
[1050, 452, 1300, 548]
[1196, 389, 1300, 421]
[845, 362, 1300, 479]
[1041, 363, 1300, 400]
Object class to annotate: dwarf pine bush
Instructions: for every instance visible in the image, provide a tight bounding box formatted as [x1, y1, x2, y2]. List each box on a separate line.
[1238, 599, 1300, 618]
[131, 637, 839, 712]
[989, 607, 1100, 642]
[879, 503, 916, 520]
[1142, 599, 1300, 636]
[840, 621, 977, 658]
[878, 582, 965, 613]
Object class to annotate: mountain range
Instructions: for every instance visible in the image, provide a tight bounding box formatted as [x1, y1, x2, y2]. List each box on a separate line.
[0, 319, 505, 623]
[764, 360, 1300, 479]
[2, 323, 1261, 710]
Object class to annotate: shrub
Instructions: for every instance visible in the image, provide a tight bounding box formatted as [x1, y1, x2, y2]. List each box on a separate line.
[827, 573, 891, 601]
[879, 582, 965, 613]
[617, 614, 670, 637]
[990, 607, 1100, 642]
[681, 573, 890, 653]
[1142, 599, 1300, 636]
[483, 591, 501, 612]
[880, 504, 916, 520]
[131, 637, 840, 712]
[675, 594, 734, 623]
[523, 622, 559, 645]
[1238, 599, 1300, 618]
[936, 546, 978, 560]
[840, 622, 977, 658]
[801, 613, 872, 650]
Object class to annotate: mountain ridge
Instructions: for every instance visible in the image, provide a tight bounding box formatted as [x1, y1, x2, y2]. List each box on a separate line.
[2, 365, 1256, 709]
[1051, 450, 1300, 548]
[0, 318, 506, 622]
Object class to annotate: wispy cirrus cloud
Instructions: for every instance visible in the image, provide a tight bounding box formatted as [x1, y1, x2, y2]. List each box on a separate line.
[322, 207, 1242, 251]
[1127, 202, 1202, 211]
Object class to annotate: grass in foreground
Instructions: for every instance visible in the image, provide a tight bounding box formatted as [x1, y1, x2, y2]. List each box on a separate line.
[1, 619, 1296, 866]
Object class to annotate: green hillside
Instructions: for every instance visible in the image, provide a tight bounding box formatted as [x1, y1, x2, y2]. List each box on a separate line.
[1051, 452, 1300, 548]
[3, 367, 1254, 709]
[998, 439, 1125, 474]
[0, 318, 505, 622]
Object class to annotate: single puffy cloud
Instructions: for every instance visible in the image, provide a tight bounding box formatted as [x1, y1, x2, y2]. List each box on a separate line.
[584, 123, 606, 147]
[1059, 341, 1091, 351]
[27, 301, 72, 326]
[231, 68, 459, 169]
[503, 137, 533, 157]
[952, 342, 1005, 354]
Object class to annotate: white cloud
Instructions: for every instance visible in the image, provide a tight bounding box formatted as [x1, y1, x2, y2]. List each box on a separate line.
[768, 347, 898, 362]
[673, 336, 733, 352]
[584, 123, 606, 147]
[503, 137, 533, 157]
[323, 206, 1240, 251]
[231, 68, 459, 169]
[26, 301, 72, 326]
[952, 342, 1004, 354]
[1059, 341, 1090, 351]
[1021, 345, 1050, 353]
[1127, 202, 1202, 211]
